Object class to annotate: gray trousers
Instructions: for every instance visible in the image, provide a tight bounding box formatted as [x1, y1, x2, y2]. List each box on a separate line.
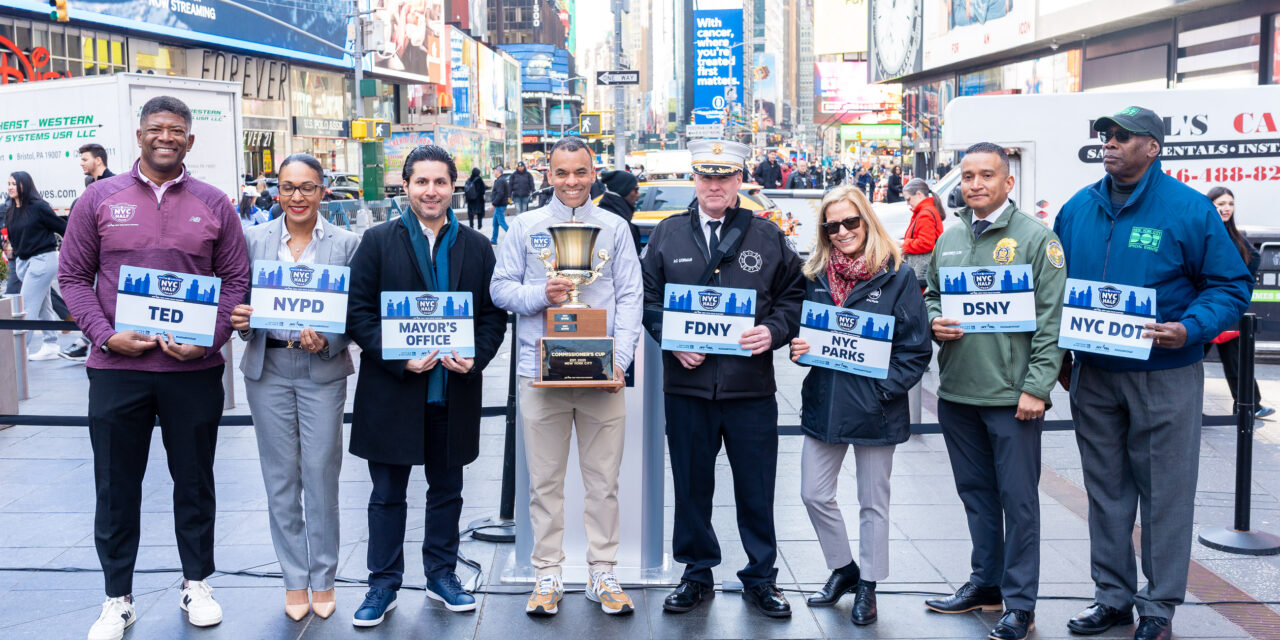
[938, 398, 1042, 611]
[1070, 360, 1203, 620]
[799, 436, 895, 581]
[245, 348, 346, 591]
[14, 251, 59, 349]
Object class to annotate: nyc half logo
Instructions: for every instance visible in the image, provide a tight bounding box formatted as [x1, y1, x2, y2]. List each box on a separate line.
[416, 294, 439, 315]
[155, 273, 184, 296]
[289, 265, 315, 287]
[835, 311, 859, 332]
[972, 268, 997, 291]
[1098, 285, 1122, 308]
[698, 288, 723, 310]
[530, 233, 552, 251]
[109, 203, 137, 223]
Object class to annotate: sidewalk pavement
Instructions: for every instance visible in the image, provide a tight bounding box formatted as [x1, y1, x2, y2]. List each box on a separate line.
[3, 333, 1280, 639]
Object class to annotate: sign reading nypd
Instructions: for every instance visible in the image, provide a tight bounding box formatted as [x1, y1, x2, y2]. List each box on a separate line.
[938, 265, 1036, 332]
[796, 300, 895, 379]
[380, 291, 475, 360]
[248, 260, 351, 333]
[660, 284, 756, 356]
[114, 266, 221, 347]
[1058, 278, 1157, 360]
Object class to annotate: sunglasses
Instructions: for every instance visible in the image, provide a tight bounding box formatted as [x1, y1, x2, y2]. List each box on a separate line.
[1098, 129, 1145, 144]
[821, 216, 861, 235]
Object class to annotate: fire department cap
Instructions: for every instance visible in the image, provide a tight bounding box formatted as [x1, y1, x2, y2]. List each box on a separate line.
[689, 139, 750, 176]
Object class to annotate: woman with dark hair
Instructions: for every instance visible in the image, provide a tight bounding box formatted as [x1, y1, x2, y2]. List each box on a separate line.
[900, 178, 945, 283]
[238, 188, 269, 229]
[885, 166, 904, 203]
[1205, 186, 1273, 418]
[464, 167, 487, 229]
[3, 171, 66, 360]
[230, 153, 361, 620]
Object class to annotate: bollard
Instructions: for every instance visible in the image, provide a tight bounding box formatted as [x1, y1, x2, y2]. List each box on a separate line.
[221, 342, 235, 410]
[908, 382, 922, 424]
[0, 297, 19, 421]
[1197, 314, 1280, 555]
[5, 294, 29, 401]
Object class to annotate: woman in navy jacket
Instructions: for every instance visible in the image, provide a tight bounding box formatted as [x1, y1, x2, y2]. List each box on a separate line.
[789, 185, 931, 625]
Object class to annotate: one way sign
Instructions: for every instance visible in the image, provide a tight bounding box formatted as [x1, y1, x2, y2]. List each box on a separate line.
[596, 70, 639, 85]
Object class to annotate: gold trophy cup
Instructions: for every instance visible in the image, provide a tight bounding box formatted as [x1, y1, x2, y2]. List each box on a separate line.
[533, 217, 619, 387]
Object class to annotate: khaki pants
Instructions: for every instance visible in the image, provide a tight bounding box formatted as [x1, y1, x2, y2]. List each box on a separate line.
[518, 376, 626, 576]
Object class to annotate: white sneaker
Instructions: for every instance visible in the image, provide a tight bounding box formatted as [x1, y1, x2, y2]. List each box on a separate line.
[28, 343, 60, 360]
[87, 596, 135, 640]
[179, 580, 222, 627]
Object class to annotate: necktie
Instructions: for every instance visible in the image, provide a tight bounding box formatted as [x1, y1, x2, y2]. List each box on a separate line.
[972, 219, 991, 240]
[708, 220, 721, 253]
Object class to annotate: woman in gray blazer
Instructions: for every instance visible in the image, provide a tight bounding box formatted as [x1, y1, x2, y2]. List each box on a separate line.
[230, 154, 360, 621]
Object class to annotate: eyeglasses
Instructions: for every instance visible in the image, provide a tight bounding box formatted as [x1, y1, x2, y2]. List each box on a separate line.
[279, 182, 320, 197]
[821, 216, 861, 235]
[1098, 129, 1142, 144]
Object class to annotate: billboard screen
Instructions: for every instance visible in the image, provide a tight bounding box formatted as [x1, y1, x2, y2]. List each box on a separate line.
[450, 27, 472, 127]
[814, 61, 902, 122]
[6, 0, 350, 66]
[922, 0, 1035, 70]
[500, 44, 571, 94]
[691, 7, 744, 125]
[368, 0, 448, 84]
[753, 53, 777, 129]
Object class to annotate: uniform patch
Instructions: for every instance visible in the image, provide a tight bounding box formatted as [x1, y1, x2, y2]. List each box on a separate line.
[738, 249, 762, 273]
[993, 237, 1017, 265]
[867, 288, 882, 303]
[109, 203, 137, 223]
[1128, 226, 1162, 252]
[1046, 240, 1065, 268]
[530, 233, 552, 251]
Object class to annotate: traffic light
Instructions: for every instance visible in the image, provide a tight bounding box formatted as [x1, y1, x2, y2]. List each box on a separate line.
[350, 118, 390, 142]
[49, 0, 68, 22]
[857, 131, 863, 142]
[752, 121, 759, 133]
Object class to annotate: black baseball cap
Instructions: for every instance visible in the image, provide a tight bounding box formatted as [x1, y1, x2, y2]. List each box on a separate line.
[1093, 106, 1164, 145]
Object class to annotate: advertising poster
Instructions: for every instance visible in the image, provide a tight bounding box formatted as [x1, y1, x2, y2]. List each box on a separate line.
[368, 0, 448, 84]
[9, 0, 350, 66]
[813, 61, 902, 122]
[753, 53, 777, 130]
[691, 5, 743, 125]
[450, 27, 472, 127]
[922, 0, 1035, 70]
[434, 125, 485, 175]
[383, 131, 435, 186]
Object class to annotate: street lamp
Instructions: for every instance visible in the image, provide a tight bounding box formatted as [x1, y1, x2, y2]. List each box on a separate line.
[553, 75, 588, 137]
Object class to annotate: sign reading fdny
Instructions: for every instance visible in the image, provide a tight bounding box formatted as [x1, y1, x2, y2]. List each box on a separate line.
[248, 260, 351, 333]
[1058, 278, 1157, 360]
[114, 265, 221, 347]
[379, 291, 476, 360]
[660, 283, 757, 356]
[938, 264, 1037, 332]
[796, 300, 896, 379]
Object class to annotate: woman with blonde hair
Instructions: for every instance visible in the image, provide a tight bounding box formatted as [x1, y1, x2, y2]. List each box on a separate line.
[791, 185, 931, 626]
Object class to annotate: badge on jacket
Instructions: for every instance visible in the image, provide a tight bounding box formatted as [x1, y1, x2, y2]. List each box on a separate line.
[530, 233, 552, 251]
[994, 237, 1017, 264]
[1046, 240, 1065, 268]
[738, 249, 763, 273]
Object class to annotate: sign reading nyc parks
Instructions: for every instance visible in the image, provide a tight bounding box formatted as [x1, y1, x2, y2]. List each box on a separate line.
[939, 265, 1036, 332]
[248, 260, 350, 333]
[380, 292, 475, 360]
[114, 266, 220, 347]
[797, 300, 895, 379]
[1058, 279, 1157, 360]
[660, 284, 756, 356]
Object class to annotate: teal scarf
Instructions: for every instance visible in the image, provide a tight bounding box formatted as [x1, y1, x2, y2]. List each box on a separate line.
[400, 206, 459, 404]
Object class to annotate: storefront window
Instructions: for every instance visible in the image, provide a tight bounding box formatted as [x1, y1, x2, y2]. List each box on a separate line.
[291, 68, 347, 120]
[0, 19, 125, 83]
[133, 45, 188, 77]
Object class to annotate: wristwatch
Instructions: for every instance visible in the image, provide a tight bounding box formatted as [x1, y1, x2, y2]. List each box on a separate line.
[100, 341, 110, 354]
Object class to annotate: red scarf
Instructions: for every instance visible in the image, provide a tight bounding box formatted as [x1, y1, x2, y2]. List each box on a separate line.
[825, 251, 885, 305]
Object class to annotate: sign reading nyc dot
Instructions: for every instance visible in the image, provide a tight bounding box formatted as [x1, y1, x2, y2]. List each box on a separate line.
[114, 265, 221, 347]
[379, 291, 476, 360]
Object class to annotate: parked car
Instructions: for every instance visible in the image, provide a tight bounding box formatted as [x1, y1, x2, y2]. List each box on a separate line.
[626, 180, 784, 245]
[324, 172, 361, 200]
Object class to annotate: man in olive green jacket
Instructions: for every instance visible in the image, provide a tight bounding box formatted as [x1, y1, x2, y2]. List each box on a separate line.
[920, 143, 1065, 640]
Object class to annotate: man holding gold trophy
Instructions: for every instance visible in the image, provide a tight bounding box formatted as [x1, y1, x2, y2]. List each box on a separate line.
[490, 136, 644, 617]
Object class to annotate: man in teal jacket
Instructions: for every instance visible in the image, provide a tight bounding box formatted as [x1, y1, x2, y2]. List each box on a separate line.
[923, 143, 1066, 640]
[1054, 107, 1251, 640]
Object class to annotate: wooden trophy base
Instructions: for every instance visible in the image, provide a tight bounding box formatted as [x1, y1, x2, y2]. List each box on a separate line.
[532, 307, 622, 389]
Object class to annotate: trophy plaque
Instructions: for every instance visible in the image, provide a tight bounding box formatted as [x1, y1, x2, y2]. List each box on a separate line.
[533, 215, 621, 388]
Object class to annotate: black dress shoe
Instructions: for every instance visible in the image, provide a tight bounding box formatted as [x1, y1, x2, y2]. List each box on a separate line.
[743, 582, 792, 618]
[924, 582, 1003, 613]
[1134, 616, 1171, 640]
[1067, 602, 1134, 635]
[662, 580, 713, 613]
[989, 609, 1034, 640]
[850, 581, 877, 626]
[806, 570, 859, 607]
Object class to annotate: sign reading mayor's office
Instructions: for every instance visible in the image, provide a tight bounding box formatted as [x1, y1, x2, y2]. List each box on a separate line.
[380, 291, 476, 360]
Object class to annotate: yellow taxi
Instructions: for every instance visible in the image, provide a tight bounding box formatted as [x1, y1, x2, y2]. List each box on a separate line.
[623, 180, 784, 244]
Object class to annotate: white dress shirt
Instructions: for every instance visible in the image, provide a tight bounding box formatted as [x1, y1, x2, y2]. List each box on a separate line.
[268, 217, 325, 342]
[697, 207, 728, 250]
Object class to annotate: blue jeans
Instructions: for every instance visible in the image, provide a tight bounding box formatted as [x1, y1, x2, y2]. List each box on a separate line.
[490, 206, 508, 243]
[513, 196, 531, 213]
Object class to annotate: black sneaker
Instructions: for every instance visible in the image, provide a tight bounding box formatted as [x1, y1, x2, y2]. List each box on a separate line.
[58, 341, 88, 361]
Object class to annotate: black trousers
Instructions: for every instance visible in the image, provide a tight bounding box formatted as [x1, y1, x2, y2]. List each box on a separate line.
[666, 393, 779, 589]
[467, 207, 484, 229]
[366, 405, 464, 589]
[88, 365, 224, 597]
[937, 398, 1042, 611]
[1205, 338, 1262, 410]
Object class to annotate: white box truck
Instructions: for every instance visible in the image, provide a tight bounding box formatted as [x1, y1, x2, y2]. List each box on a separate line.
[940, 86, 1280, 233]
[0, 73, 243, 214]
